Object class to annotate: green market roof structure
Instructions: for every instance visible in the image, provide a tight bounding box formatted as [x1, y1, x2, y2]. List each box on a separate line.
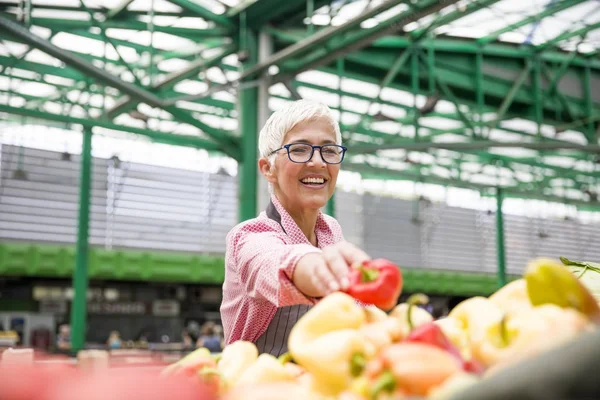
[0, 0, 599, 215]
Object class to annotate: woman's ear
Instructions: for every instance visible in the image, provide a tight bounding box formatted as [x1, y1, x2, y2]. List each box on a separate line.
[258, 158, 276, 183]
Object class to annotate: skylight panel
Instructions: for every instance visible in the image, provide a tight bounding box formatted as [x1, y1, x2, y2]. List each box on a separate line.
[297, 86, 339, 108]
[42, 75, 75, 87]
[158, 58, 190, 72]
[379, 105, 406, 119]
[7, 68, 38, 81]
[419, 117, 463, 130]
[8, 96, 25, 108]
[31, 8, 90, 20]
[297, 70, 339, 90]
[379, 87, 417, 108]
[52, 32, 104, 55]
[212, 91, 235, 103]
[369, 121, 399, 135]
[189, 0, 227, 15]
[42, 102, 63, 115]
[173, 80, 209, 95]
[16, 81, 56, 97]
[1, 41, 29, 57]
[488, 147, 539, 158]
[553, 130, 588, 145]
[29, 26, 52, 39]
[129, 0, 182, 13]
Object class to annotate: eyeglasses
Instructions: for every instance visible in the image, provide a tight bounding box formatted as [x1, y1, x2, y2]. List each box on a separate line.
[269, 143, 347, 164]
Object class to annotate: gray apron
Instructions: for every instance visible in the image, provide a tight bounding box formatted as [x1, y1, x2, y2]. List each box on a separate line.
[253, 201, 313, 357]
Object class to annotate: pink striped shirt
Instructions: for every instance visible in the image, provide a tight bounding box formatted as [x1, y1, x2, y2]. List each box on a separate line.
[220, 194, 345, 344]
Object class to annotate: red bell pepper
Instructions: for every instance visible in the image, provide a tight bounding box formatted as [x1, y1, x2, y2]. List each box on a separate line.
[406, 322, 485, 375]
[344, 258, 403, 310]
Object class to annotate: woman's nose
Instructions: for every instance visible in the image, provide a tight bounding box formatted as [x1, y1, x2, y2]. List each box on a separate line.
[307, 148, 326, 166]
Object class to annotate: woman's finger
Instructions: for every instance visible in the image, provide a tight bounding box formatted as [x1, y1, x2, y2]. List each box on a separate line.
[322, 247, 350, 290]
[337, 241, 370, 267]
[311, 257, 338, 294]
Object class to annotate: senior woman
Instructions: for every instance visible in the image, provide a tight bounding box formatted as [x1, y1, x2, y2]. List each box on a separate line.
[220, 99, 371, 357]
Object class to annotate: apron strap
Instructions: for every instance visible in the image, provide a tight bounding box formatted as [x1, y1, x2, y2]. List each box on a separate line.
[253, 304, 311, 357]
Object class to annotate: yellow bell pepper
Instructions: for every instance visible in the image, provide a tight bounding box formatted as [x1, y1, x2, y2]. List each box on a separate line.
[161, 347, 215, 377]
[448, 296, 503, 344]
[388, 301, 434, 339]
[217, 340, 259, 388]
[525, 257, 600, 322]
[358, 317, 403, 356]
[364, 305, 388, 323]
[288, 292, 368, 396]
[434, 317, 471, 361]
[488, 278, 532, 317]
[478, 304, 592, 371]
[236, 353, 296, 386]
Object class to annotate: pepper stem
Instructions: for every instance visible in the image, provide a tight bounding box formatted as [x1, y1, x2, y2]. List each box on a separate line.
[278, 352, 293, 365]
[500, 314, 509, 347]
[359, 266, 380, 282]
[350, 352, 366, 377]
[369, 370, 396, 400]
[407, 293, 430, 331]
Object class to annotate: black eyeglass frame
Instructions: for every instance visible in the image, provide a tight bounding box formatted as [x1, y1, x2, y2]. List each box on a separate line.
[268, 143, 348, 164]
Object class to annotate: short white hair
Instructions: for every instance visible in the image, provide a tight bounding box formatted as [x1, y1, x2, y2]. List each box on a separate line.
[258, 99, 342, 160]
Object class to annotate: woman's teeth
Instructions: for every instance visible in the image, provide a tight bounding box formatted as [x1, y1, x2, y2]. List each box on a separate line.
[301, 177, 325, 184]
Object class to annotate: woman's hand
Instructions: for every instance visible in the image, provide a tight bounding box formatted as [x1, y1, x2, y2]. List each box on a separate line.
[293, 241, 370, 298]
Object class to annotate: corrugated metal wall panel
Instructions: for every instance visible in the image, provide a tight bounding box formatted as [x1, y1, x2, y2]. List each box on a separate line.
[1, 145, 598, 271]
[334, 190, 363, 248]
[362, 195, 422, 268]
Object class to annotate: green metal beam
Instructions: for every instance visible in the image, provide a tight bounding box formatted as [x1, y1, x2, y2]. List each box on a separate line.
[478, 0, 586, 45]
[488, 61, 533, 129]
[106, 0, 135, 19]
[0, 104, 222, 150]
[70, 127, 92, 353]
[1, 15, 231, 38]
[238, 29, 259, 222]
[167, 0, 234, 28]
[496, 187, 506, 288]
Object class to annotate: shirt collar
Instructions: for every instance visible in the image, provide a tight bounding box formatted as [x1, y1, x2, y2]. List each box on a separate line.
[270, 194, 331, 247]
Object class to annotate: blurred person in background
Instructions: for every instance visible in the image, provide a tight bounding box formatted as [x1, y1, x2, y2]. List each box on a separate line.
[220, 100, 371, 357]
[56, 324, 71, 351]
[107, 330, 122, 350]
[196, 321, 222, 353]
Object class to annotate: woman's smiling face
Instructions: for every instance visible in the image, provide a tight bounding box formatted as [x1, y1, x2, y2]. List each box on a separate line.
[266, 117, 341, 211]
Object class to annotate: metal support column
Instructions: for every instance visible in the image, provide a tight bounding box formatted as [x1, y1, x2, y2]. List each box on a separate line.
[238, 15, 259, 222]
[496, 187, 507, 288]
[257, 30, 273, 213]
[70, 128, 93, 353]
